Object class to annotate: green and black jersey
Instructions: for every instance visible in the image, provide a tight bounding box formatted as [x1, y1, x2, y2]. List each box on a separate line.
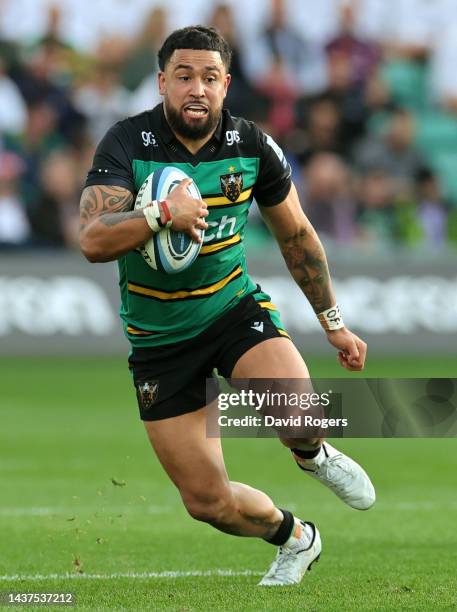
[85, 103, 291, 347]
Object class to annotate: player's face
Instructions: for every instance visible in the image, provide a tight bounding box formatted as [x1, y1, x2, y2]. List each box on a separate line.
[158, 49, 231, 141]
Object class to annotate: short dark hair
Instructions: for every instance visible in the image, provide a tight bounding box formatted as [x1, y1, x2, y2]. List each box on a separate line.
[158, 26, 232, 71]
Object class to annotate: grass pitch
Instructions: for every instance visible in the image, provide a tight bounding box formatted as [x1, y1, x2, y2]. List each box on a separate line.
[0, 356, 456, 611]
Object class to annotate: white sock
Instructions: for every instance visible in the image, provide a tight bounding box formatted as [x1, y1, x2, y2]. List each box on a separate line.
[282, 519, 313, 552]
[294, 446, 325, 469]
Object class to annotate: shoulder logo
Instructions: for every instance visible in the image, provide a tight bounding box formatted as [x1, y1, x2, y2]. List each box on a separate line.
[225, 130, 240, 146]
[141, 131, 158, 147]
[251, 321, 264, 333]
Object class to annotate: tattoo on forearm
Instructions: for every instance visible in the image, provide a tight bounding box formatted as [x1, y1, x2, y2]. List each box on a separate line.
[99, 210, 145, 227]
[280, 228, 334, 313]
[80, 186, 134, 231]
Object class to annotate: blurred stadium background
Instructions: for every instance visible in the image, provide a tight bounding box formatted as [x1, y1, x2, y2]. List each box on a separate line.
[1, 0, 456, 608]
[1, 0, 457, 357]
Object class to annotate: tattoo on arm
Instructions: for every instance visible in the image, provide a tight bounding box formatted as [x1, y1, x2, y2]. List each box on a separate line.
[80, 185, 134, 232]
[280, 227, 334, 313]
[100, 210, 145, 226]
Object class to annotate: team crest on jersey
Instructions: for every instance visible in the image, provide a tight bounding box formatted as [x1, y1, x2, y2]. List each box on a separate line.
[220, 172, 243, 202]
[136, 380, 159, 410]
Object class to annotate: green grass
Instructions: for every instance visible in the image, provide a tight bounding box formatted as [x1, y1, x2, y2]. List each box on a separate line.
[1, 356, 456, 610]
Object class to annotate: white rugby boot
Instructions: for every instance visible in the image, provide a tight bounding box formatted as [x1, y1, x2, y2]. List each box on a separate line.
[258, 521, 321, 586]
[293, 442, 376, 510]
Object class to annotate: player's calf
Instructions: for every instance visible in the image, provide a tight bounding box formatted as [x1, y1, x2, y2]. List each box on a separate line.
[179, 481, 289, 538]
[180, 485, 238, 528]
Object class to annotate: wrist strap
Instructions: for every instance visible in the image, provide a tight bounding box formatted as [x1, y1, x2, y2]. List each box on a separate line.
[143, 200, 170, 233]
[318, 305, 344, 331]
[158, 200, 172, 228]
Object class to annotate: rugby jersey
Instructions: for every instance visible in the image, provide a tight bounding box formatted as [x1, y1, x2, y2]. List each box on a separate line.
[85, 103, 291, 347]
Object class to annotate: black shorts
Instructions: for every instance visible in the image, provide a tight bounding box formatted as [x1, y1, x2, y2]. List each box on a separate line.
[128, 293, 290, 421]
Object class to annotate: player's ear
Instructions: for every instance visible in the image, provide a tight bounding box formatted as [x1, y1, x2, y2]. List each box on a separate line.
[223, 73, 231, 97]
[158, 71, 166, 95]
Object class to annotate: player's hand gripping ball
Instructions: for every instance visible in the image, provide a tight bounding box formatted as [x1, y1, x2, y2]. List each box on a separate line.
[135, 167, 205, 273]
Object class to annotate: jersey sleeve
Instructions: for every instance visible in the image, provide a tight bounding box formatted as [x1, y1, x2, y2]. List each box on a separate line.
[84, 122, 135, 192]
[252, 131, 292, 207]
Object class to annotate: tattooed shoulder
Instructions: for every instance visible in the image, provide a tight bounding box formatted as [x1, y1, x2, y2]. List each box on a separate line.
[80, 185, 134, 231]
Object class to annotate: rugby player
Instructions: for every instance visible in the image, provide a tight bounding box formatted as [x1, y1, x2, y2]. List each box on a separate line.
[79, 26, 375, 586]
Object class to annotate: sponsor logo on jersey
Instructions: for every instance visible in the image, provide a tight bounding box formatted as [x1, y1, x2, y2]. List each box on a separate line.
[220, 171, 243, 202]
[204, 215, 237, 242]
[141, 131, 158, 147]
[225, 130, 240, 146]
[137, 380, 159, 409]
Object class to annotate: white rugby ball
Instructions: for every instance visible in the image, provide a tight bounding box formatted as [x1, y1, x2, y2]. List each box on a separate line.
[134, 167, 204, 273]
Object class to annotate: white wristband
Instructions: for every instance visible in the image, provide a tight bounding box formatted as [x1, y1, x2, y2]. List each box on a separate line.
[143, 200, 162, 233]
[318, 305, 344, 331]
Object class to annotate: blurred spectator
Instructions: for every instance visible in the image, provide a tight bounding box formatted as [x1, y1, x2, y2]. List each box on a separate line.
[0, 59, 27, 134]
[73, 60, 131, 143]
[353, 109, 425, 194]
[33, 4, 71, 48]
[28, 150, 80, 247]
[0, 0, 456, 253]
[0, 31, 21, 75]
[415, 167, 449, 248]
[121, 6, 166, 92]
[4, 99, 64, 212]
[296, 96, 344, 165]
[363, 70, 394, 113]
[355, 167, 424, 247]
[356, 170, 399, 244]
[209, 4, 247, 85]
[326, 3, 380, 87]
[255, 58, 299, 137]
[324, 2, 380, 145]
[24, 4, 93, 90]
[208, 3, 259, 119]
[0, 151, 30, 248]
[245, 0, 327, 97]
[303, 153, 356, 243]
[13, 43, 86, 145]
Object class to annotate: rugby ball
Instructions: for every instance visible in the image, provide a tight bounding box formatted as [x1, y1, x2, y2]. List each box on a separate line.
[134, 167, 204, 273]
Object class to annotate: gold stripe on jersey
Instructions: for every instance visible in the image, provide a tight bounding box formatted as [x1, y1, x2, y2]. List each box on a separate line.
[127, 325, 155, 336]
[203, 187, 253, 207]
[199, 233, 241, 256]
[258, 301, 277, 311]
[278, 329, 291, 340]
[128, 266, 243, 301]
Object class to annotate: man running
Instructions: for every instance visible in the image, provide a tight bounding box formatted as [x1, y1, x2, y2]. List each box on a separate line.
[80, 26, 375, 586]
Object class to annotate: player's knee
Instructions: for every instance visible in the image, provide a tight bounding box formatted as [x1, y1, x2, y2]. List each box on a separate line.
[182, 488, 236, 525]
